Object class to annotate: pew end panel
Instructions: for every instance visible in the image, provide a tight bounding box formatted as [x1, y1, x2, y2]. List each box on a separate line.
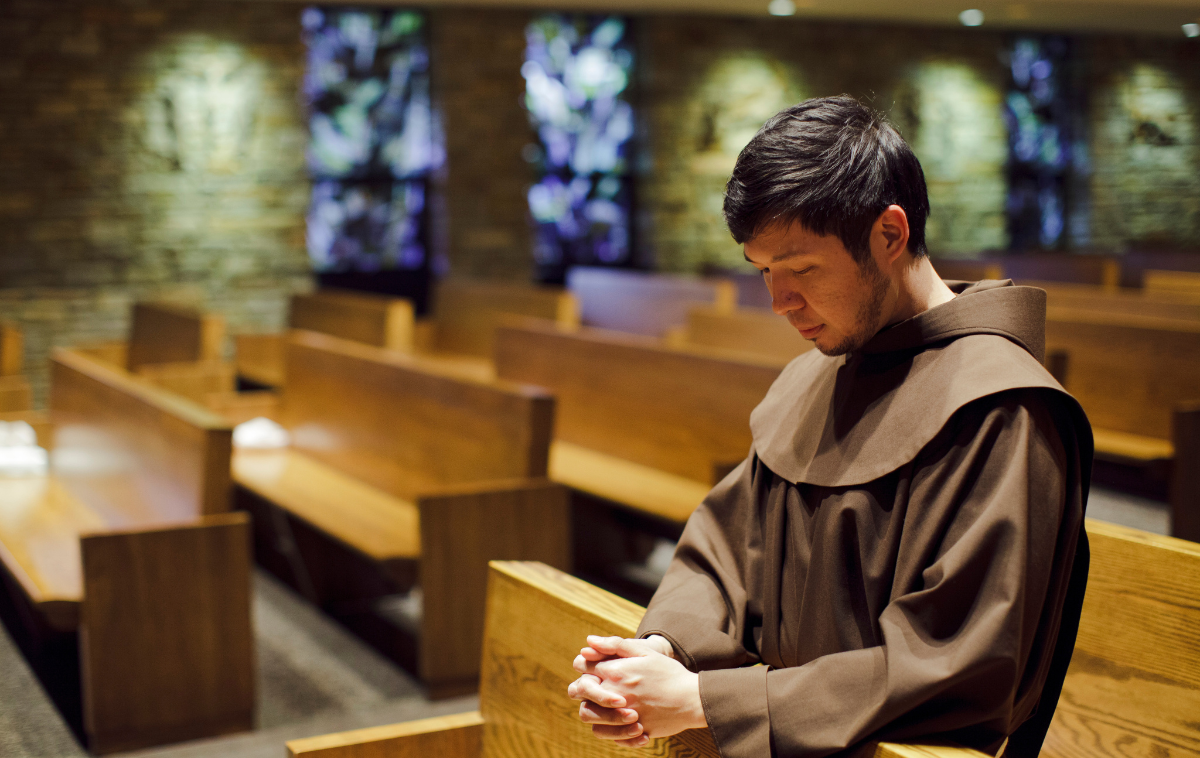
[287, 711, 485, 758]
[126, 302, 226, 371]
[235, 332, 287, 388]
[0, 374, 33, 412]
[79, 512, 254, 754]
[1, 321, 25, 375]
[427, 279, 581, 358]
[417, 480, 571, 696]
[1170, 403, 1200, 543]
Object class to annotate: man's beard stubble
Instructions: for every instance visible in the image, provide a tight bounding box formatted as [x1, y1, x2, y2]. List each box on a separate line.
[815, 258, 890, 357]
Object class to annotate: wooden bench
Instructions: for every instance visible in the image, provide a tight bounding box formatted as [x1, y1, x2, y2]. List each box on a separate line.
[286, 519, 1200, 758]
[418, 278, 579, 360]
[1045, 308, 1200, 541]
[0, 321, 32, 412]
[566, 267, 737, 337]
[670, 305, 813, 364]
[1143, 269, 1200, 296]
[0, 348, 252, 754]
[235, 289, 414, 388]
[494, 321, 783, 596]
[232, 330, 570, 696]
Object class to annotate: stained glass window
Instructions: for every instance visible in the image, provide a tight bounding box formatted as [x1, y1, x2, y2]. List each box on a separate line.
[1003, 36, 1074, 250]
[522, 15, 635, 282]
[302, 7, 441, 272]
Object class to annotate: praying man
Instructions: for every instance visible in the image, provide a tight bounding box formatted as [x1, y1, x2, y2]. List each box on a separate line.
[567, 96, 1092, 758]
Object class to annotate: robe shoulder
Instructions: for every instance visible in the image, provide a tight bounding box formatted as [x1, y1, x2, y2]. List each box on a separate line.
[750, 332, 1091, 487]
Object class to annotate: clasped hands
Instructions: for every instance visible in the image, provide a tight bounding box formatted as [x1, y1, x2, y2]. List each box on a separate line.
[567, 634, 707, 748]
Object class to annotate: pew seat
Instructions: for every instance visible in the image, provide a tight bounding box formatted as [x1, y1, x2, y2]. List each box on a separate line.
[548, 441, 711, 524]
[1090, 428, 1173, 463]
[287, 519, 1200, 758]
[234, 447, 421, 563]
[0, 348, 252, 753]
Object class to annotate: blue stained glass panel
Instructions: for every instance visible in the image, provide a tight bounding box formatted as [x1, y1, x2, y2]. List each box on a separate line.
[302, 7, 439, 272]
[523, 15, 635, 280]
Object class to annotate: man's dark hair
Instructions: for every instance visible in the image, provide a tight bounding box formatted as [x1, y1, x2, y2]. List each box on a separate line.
[723, 95, 930, 263]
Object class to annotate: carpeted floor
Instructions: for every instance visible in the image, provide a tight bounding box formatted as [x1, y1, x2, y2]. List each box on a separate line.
[0, 486, 1172, 758]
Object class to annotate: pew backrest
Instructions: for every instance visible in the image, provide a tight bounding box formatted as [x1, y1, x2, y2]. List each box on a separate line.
[127, 302, 225, 371]
[1045, 309, 1200, 440]
[1035, 281, 1200, 323]
[1003, 255, 1120, 287]
[681, 306, 812, 364]
[931, 259, 1004, 282]
[290, 289, 414, 351]
[1, 322, 23, 376]
[280, 330, 554, 498]
[1143, 269, 1200, 296]
[566, 267, 737, 337]
[428, 279, 580, 358]
[494, 322, 783, 483]
[50, 348, 234, 524]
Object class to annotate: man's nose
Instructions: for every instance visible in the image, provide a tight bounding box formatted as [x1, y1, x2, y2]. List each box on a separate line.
[769, 278, 803, 316]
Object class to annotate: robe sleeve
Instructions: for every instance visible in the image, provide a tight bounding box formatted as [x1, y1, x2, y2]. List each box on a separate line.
[642, 391, 1082, 758]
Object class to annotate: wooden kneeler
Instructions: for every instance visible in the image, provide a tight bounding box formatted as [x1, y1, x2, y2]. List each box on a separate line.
[80, 514, 254, 754]
[286, 562, 986, 758]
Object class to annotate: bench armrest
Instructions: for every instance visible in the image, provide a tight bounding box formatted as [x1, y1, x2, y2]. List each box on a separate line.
[286, 711, 483, 758]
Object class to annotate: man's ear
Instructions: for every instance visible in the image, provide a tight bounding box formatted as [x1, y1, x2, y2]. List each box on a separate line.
[875, 205, 911, 265]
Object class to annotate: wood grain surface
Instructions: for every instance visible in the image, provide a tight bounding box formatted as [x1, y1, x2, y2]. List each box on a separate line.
[0, 374, 33, 412]
[495, 321, 781, 485]
[282, 330, 555, 495]
[1, 321, 24, 375]
[126, 302, 225, 370]
[427, 279, 580, 358]
[1045, 309, 1200, 440]
[135, 359, 236, 405]
[1041, 519, 1200, 758]
[567, 267, 737, 337]
[1143, 269, 1200, 296]
[235, 332, 286, 387]
[290, 290, 414, 351]
[50, 348, 234, 522]
[419, 482, 571, 688]
[80, 513, 254, 754]
[233, 447, 420, 562]
[287, 711, 485, 758]
[680, 306, 812, 364]
[548, 441, 711, 524]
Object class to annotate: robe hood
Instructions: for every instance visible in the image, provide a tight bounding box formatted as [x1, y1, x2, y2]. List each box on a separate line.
[750, 279, 1086, 487]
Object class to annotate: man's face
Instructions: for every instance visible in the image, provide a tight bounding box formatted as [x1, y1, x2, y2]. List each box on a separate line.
[743, 222, 891, 357]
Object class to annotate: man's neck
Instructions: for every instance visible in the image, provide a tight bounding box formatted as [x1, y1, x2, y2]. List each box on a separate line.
[884, 255, 957, 327]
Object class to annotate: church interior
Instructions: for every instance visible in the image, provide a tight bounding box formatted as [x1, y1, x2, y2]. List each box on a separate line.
[1, 0, 1198, 756]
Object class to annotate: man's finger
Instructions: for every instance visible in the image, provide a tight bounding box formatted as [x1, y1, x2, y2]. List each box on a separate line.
[586, 635, 625, 655]
[578, 700, 638, 725]
[615, 735, 651, 749]
[591, 723, 644, 741]
[567, 674, 626, 708]
[579, 647, 616, 662]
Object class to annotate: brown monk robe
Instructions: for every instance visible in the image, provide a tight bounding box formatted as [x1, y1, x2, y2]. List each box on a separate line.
[636, 279, 1093, 757]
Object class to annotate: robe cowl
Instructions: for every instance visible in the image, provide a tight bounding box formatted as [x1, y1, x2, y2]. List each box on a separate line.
[637, 280, 1093, 758]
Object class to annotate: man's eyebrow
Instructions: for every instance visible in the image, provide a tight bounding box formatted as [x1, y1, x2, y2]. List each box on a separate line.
[744, 250, 807, 264]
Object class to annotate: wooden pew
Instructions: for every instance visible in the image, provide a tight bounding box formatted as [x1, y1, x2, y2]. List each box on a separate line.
[0, 322, 33, 412]
[232, 330, 569, 696]
[1002, 254, 1121, 288]
[1034, 280, 1200, 323]
[286, 520, 1200, 758]
[125, 302, 225, 370]
[566, 267, 737, 337]
[1045, 309, 1200, 541]
[0, 348, 251, 754]
[671, 306, 812, 364]
[1143, 269, 1200, 296]
[235, 290, 414, 388]
[931, 258, 1004, 282]
[494, 321, 782, 596]
[417, 278, 580, 360]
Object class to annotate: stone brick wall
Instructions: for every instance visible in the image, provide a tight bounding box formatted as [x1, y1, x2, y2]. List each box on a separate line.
[0, 0, 312, 405]
[1086, 36, 1200, 250]
[636, 17, 1010, 272]
[431, 8, 537, 282]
